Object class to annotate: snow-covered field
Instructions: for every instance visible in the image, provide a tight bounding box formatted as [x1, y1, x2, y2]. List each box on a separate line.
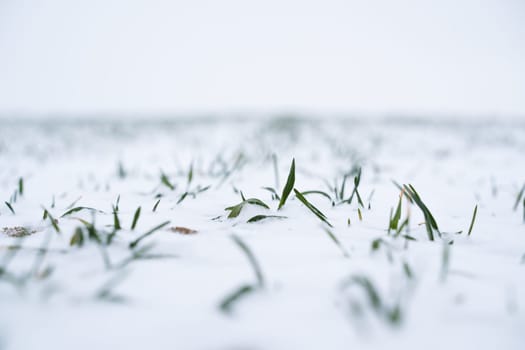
[0, 117, 524, 350]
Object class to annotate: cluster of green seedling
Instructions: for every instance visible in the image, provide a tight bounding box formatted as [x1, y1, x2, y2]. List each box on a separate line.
[388, 182, 478, 241]
[1, 120, 516, 333]
[401, 184, 440, 241]
[224, 158, 356, 257]
[159, 164, 212, 206]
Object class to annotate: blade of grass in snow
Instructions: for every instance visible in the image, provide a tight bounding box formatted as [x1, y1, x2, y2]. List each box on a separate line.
[112, 205, 121, 230]
[467, 205, 478, 236]
[231, 234, 265, 287]
[225, 197, 270, 218]
[60, 207, 101, 218]
[389, 193, 403, 231]
[152, 199, 161, 212]
[219, 235, 266, 314]
[347, 168, 364, 207]
[160, 172, 175, 191]
[323, 227, 349, 258]
[4, 202, 15, 215]
[129, 221, 170, 249]
[70, 227, 84, 247]
[513, 184, 525, 211]
[114, 195, 121, 212]
[340, 275, 403, 326]
[18, 178, 23, 196]
[339, 174, 348, 200]
[42, 208, 60, 233]
[187, 162, 194, 187]
[301, 190, 334, 205]
[403, 184, 439, 241]
[95, 271, 129, 303]
[130, 206, 141, 230]
[219, 284, 256, 314]
[278, 158, 295, 210]
[246, 215, 287, 223]
[294, 189, 333, 227]
[261, 187, 280, 200]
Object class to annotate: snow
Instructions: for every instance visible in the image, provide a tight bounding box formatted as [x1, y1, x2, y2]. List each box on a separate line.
[0, 117, 524, 349]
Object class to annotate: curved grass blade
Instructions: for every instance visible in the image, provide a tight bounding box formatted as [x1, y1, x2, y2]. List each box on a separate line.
[60, 206, 102, 218]
[152, 199, 161, 212]
[231, 234, 265, 287]
[467, 204, 478, 236]
[294, 188, 333, 227]
[129, 221, 170, 249]
[261, 187, 280, 200]
[225, 198, 270, 218]
[278, 158, 295, 210]
[219, 284, 256, 314]
[247, 215, 287, 223]
[245, 198, 269, 209]
[403, 184, 438, 240]
[302, 190, 333, 204]
[323, 227, 349, 258]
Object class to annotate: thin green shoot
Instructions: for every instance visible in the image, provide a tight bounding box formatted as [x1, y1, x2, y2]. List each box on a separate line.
[4, 202, 15, 215]
[323, 227, 349, 258]
[246, 215, 287, 223]
[467, 205, 478, 236]
[513, 184, 525, 211]
[160, 172, 175, 191]
[131, 206, 141, 230]
[231, 234, 265, 287]
[152, 199, 161, 212]
[278, 158, 295, 210]
[129, 221, 171, 249]
[294, 188, 333, 227]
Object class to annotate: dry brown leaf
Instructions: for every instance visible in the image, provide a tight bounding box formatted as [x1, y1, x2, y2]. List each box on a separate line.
[170, 226, 197, 234]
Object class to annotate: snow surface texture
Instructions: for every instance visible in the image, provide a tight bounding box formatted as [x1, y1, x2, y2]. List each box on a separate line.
[0, 118, 524, 350]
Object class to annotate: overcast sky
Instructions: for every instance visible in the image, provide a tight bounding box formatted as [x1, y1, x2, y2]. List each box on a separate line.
[0, 0, 524, 118]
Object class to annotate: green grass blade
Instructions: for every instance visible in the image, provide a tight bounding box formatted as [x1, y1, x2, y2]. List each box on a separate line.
[131, 206, 141, 230]
[18, 177, 24, 196]
[278, 158, 295, 210]
[113, 205, 121, 230]
[129, 221, 170, 249]
[60, 206, 100, 218]
[294, 188, 333, 227]
[513, 184, 525, 211]
[231, 234, 265, 287]
[246, 215, 287, 223]
[4, 202, 15, 215]
[160, 172, 175, 190]
[219, 284, 256, 314]
[152, 199, 161, 212]
[323, 227, 349, 258]
[467, 204, 478, 236]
